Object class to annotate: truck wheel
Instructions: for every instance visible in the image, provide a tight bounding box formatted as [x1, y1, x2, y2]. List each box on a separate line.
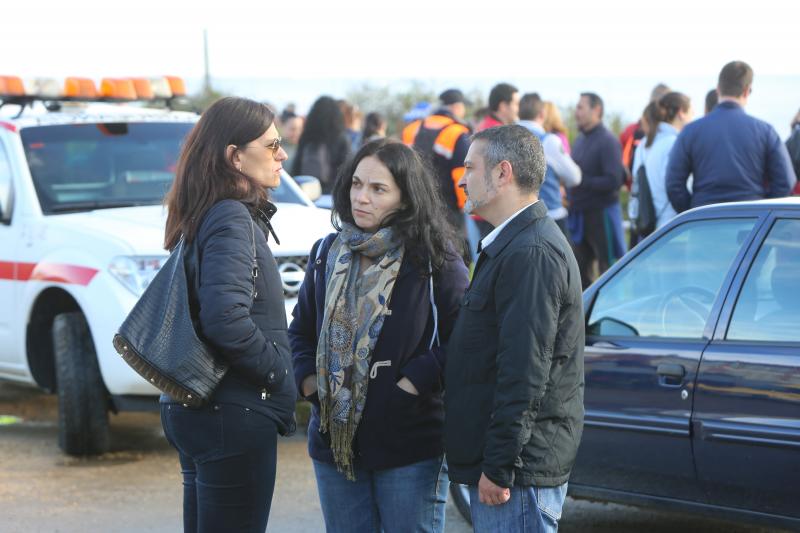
[53, 312, 110, 455]
[450, 483, 472, 525]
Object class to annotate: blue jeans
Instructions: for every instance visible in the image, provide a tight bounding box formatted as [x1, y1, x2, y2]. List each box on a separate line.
[161, 402, 278, 533]
[468, 482, 568, 533]
[313, 456, 449, 533]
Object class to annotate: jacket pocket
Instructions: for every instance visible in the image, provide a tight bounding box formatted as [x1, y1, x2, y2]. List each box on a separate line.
[264, 338, 290, 388]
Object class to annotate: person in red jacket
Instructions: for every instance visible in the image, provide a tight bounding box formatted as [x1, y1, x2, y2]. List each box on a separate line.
[476, 83, 520, 131]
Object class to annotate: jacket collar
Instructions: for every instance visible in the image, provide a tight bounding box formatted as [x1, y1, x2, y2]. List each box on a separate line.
[717, 100, 744, 112]
[253, 201, 280, 244]
[482, 201, 547, 258]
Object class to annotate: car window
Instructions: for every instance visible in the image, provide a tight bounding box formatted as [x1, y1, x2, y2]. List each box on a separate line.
[0, 140, 12, 221]
[588, 218, 756, 339]
[22, 123, 193, 213]
[20, 123, 305, 214]
[727, 219, 800, 342]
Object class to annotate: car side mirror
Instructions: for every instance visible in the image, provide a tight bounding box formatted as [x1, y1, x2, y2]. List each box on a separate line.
[293, 175, 322, 202]
[588, 317, 639, 337]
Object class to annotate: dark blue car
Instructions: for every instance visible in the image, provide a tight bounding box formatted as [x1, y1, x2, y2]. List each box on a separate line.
[451, 198, 800, 529]
[571, 198, 800, 529]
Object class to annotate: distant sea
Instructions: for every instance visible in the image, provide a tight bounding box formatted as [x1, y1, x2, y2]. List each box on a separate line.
[188, 75, 800, 139]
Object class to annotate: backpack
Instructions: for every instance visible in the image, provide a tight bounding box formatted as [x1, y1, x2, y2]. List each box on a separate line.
[631, 162, 657, 237]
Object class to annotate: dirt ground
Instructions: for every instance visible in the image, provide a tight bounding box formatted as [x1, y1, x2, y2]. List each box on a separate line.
[0, 382, 788, 533]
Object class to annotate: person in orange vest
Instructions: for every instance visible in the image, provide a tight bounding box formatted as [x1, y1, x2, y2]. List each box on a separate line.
[402, 89, 472, 236]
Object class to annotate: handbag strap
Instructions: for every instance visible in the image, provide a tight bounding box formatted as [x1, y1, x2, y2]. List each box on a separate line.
[428, 261, 440, 350]
[185, 217, 259, 303]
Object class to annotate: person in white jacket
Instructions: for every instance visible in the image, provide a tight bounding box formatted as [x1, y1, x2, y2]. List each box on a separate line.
[632, 92, 693, 230]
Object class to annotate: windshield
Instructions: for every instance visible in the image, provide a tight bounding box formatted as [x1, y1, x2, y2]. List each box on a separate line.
[21, 122, 306, 214]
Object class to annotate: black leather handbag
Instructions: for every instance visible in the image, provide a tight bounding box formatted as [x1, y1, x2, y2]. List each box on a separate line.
[112, 220, 257, 407]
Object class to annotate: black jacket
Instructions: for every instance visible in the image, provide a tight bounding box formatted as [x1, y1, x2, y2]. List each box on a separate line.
[290, 233, 469, 470]
[445, 201, 585, 487]
[162, 199, 296, 435]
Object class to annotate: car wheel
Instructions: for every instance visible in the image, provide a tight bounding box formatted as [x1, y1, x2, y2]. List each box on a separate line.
[53, 312, 110, 455]
[449, 483, 472, 525]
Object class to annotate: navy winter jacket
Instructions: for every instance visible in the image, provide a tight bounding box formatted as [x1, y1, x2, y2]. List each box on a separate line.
[289, 234, 469, 470]
[161, 199, 296, 435]
[666, 101, 797, 212]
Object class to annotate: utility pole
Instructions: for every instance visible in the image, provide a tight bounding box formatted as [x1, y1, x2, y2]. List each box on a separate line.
[203, 29, 211, 95]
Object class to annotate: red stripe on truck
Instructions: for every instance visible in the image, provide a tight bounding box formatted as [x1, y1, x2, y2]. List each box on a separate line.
[0, 261, 98, 286]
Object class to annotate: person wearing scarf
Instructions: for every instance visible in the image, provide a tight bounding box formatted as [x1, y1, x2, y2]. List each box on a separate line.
[290, 139, 469, 533]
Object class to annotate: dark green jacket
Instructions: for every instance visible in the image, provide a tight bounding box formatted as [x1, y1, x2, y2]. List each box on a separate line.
[445, 201, 584, 488]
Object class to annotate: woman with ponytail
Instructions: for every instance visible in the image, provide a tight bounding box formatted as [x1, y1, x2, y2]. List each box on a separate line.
[632, 92, 693, 229]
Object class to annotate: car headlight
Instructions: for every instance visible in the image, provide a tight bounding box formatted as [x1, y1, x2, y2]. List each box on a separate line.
[108, 255, 169, 296]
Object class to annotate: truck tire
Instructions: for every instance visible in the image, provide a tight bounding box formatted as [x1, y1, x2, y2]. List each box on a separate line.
[450, 483, 472, 525]
[53, 312, 110, 455]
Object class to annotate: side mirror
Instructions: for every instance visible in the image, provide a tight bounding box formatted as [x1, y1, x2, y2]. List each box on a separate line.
[293, 175, 322, 202]
[588, 317, 639, 337]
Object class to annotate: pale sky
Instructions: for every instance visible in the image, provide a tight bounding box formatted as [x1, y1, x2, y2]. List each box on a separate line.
[3, 0, 799, 80]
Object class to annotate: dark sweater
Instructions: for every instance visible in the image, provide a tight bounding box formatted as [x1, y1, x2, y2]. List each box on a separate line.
[665, 101, 797, 212]
[568, 123, 624, 212]
[289, 234, 469, 471]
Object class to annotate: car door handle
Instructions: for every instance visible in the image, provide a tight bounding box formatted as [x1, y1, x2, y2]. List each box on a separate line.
[657, 363, 686, 387]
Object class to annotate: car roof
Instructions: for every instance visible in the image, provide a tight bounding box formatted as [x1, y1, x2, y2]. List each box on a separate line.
[1, 102, 198, 129]
[682, 196, 800, 216]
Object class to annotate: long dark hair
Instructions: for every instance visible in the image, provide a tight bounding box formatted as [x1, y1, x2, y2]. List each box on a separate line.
[331, 139, 461, 271]
[164, 97, 275, 250]
[360, 112, 385, 145]
[297, 96, 345, 146]
[291, 96, 347, 176]
[644, 92, 690, 147]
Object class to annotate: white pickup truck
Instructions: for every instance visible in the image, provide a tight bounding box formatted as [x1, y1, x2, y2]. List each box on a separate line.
[0, 96, 331, 455]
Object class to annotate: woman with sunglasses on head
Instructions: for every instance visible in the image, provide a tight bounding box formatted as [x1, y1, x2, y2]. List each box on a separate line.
[161, 96, 295, 533]
[289, 139, 469, 533]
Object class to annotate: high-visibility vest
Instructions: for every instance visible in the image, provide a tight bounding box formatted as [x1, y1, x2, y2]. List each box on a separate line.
[403, 114, 469, 210]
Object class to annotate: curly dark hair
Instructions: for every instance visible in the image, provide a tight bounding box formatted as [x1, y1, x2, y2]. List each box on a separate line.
[331, 139, 463, 272]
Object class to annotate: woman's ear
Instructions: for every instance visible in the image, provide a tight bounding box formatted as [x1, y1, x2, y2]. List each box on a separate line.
[226, 144, 242, 171]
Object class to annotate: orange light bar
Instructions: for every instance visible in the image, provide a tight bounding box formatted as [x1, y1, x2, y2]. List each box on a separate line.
[129, 78, 154, 99]
[0, 75, 25, 97]
[64, 77, 98, 98]
[100, 78, 137, 100]
[164, 76, 186, 97]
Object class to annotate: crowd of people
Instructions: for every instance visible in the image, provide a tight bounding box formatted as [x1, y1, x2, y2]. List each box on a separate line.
[278, 60, 798, 288]
[154, 59, 798, 533]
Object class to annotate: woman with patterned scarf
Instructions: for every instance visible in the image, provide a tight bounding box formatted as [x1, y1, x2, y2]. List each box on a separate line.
[290, 139, 469, 532]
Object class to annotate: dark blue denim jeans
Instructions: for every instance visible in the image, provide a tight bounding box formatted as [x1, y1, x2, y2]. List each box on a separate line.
[313, 455, 449, 533]
[161, 402, 278, 533]
[468, 482, 568, 533]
